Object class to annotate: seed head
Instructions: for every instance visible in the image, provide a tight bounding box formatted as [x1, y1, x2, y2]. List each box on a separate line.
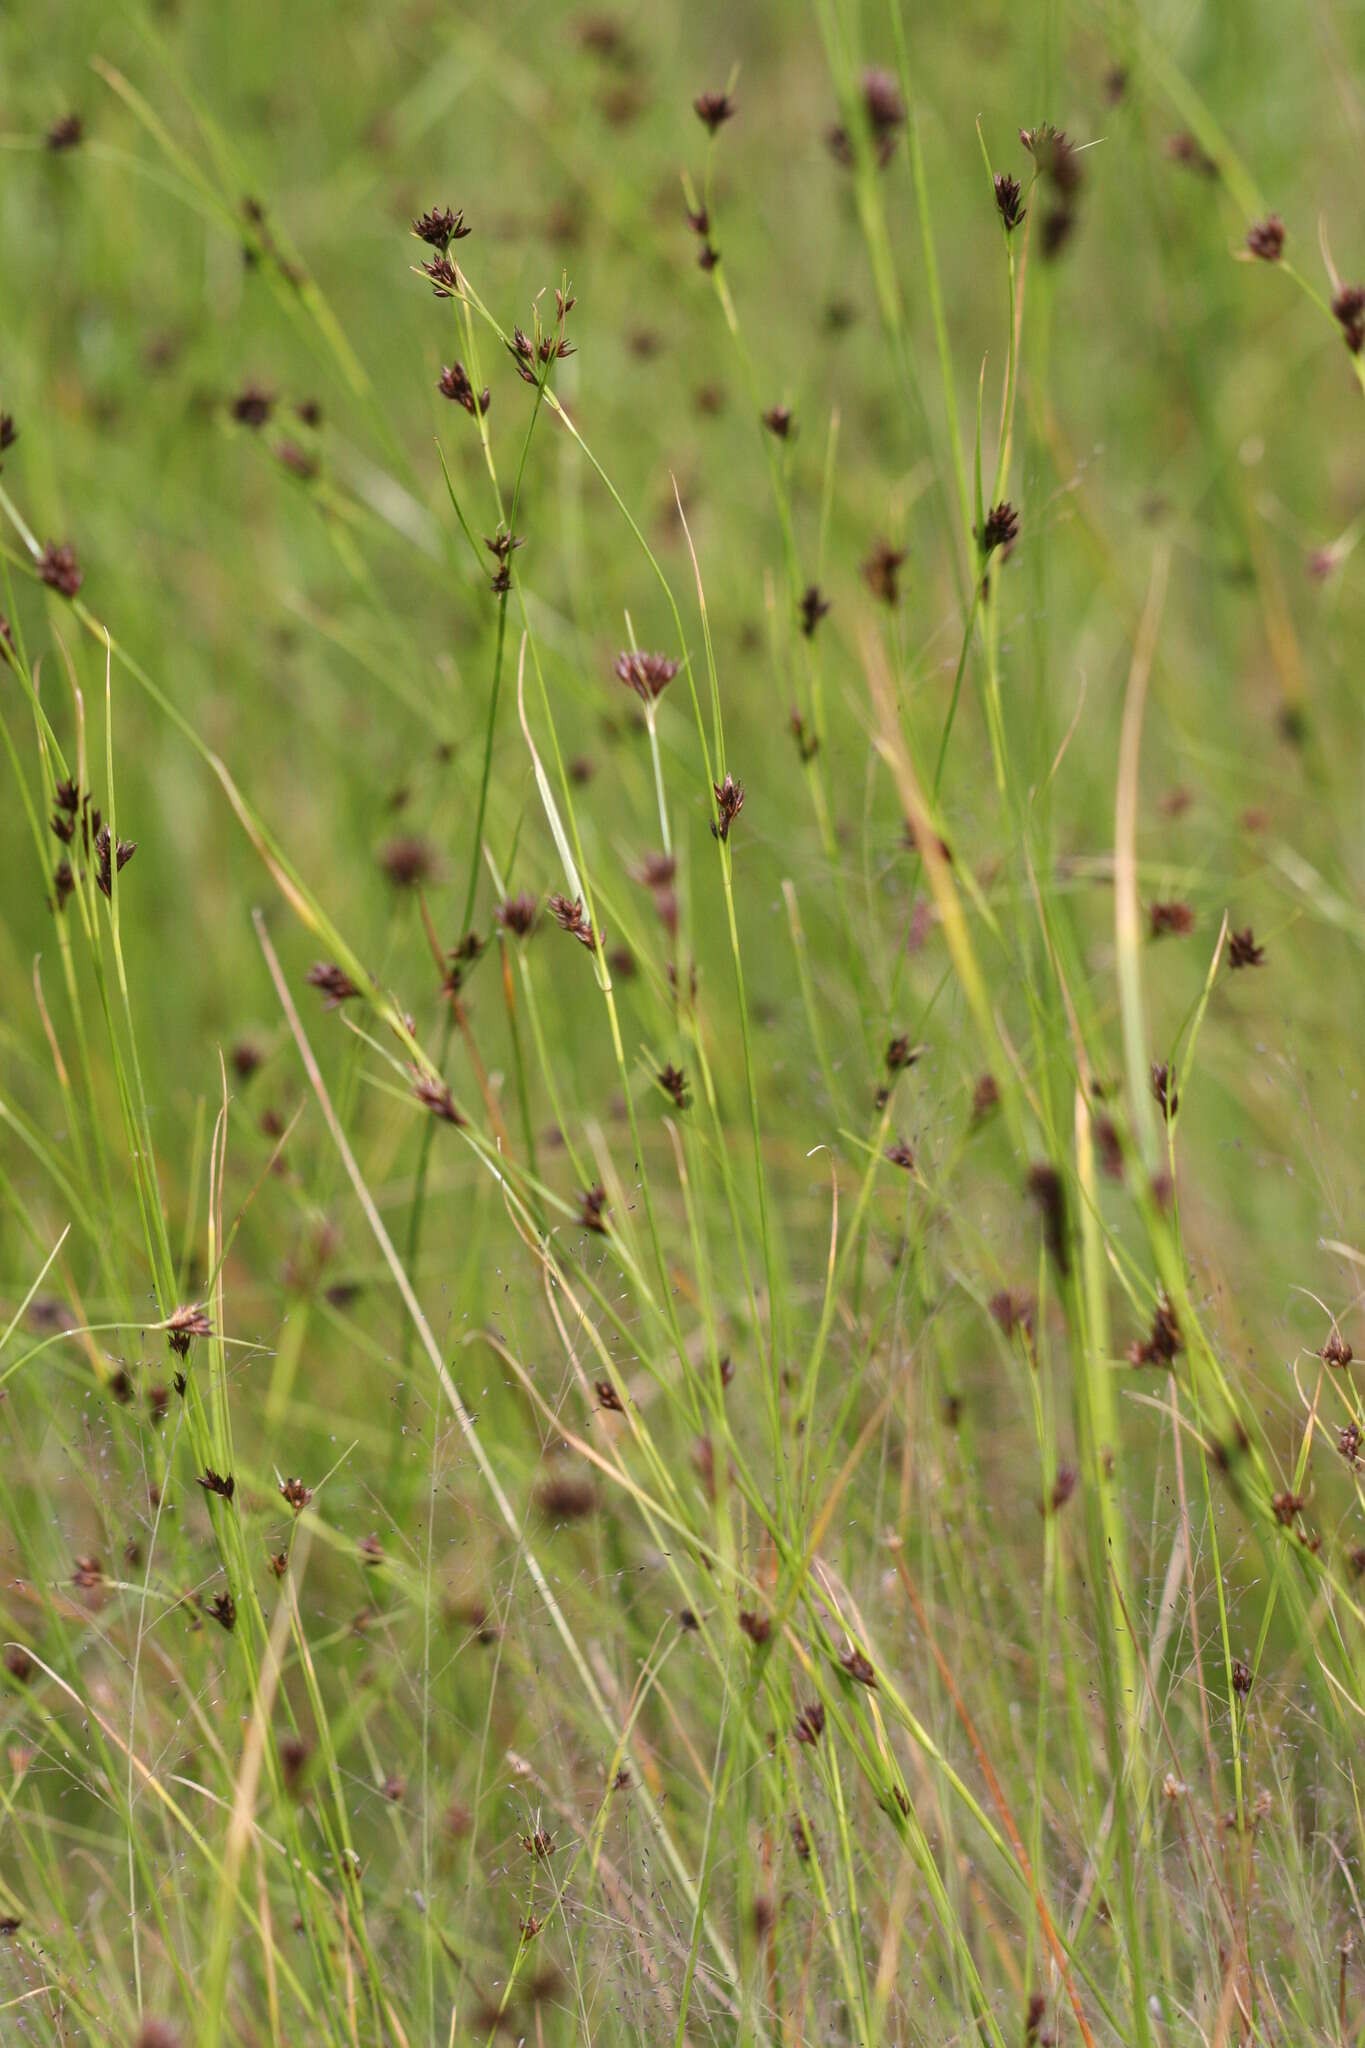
[979, 501, 1019, 555]
[1048, 1463, 1078, 1513]
[1128, 1293, 1181, 1368]
[412, 1071, 465, 1125]
[1228, 926, 1265, 969]
[711, 773, 745, 842]
[1020, 124, 1081, 195]
[411, 206, 469, 251]
[839, 1644, 876, 1687]
[280, 1476, 313, 1512]
[694, 90, 735, 133]
[307, 961, 360, 1006]
[595, 1378, 624, 1412]
[794, 1701, 825, 1745]
[549, 893, 602, 950]
[789, 709, 819, 762]
[1165, 131, 1218, 177]
[1026, 1162, 1069, 1274]
[4, 1645, 34, 1684]
[657, 1062, 690, 1109]
[522, 1827, 555, 1860]
[994, 173, 1026, 231]
[798, 584, 830, 637]
[495, 891, 538, 936]
[197, 1468, 236, 1502]
[884, 1141, 914, 1170]
[990, 1289, 1035, 1340]
[208, 1591, 237, 1632]
[437, 361, 489, 416]
[421, 254, 460, 298]
[1339, 1421, 1361, 1465]
[72, 1555, 102, 1589]
[1150, 1061, 1178, 1120]
[576, 1183, 609, 1234]
[166, 1304, 211, 1357]
[94, 824, 136, 898]
[1231, 1657, 1252, 1697]
[885, 1033, 918, 1073]
[614, 649, 679, 701]
[38, 542, 82, 598]
[230, 385, 272, 429]
[863, 538, 908, 604]
[1149, 900, 1194, 938]
[1333, 285, 1365, 354]
[46, 113, 83, 151]
[1322, 1330, 1353, 1369]
[136, 2024, 182, 2048]
[378, 834, 436, 888]
[535, 1470, 597, 1520]
[1246, 215, 1285, 262]
[761, 404, 795, 439]
[828, 69, 905, 168]
[738, 1607, 772, 1645]
[972, 1072, 1000, 1119]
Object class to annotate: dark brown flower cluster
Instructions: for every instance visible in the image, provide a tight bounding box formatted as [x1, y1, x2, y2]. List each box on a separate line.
[827, 69, 905, 169]
[993, 173, 1025, 232]
[412, 1070, 465, 1125]
[421, 254, 460, 298]
[863, 538, 907, 604]
[507, 292, 577, 387]
[1228, 926, 1264, 969]
[438, 361, 490, 416]
[657, 1062, 690, 1109]
[694, 90, 735, 134]
[1333, 285, 1365, 355]
[1128, 1294, 1181, 1368]
[495, 891, 538, 937]
[576, 1183, 609, 1234]
[94, 824, 136, 897]
[38, 541, 82, 597]
[1149, 899, 1194, 939]
[683, 199, 719, 272]
[789, 709, 819, 763]
[1027, 1162, 1069, 1274]
[307, 961, 360, 1006]
[167, 1304, 212, 1357]
[379, 834, 436, 888]
[1246, 215, 1285, 262]
[794, 1701, 825, 1745]
[549, 893, 603, 951]
[711, 772, 745, 843]
[762, 404, 795, 439]
[798, 584, 830, 637]
[979, 501, 1019, 556]
[1151, 1061, 1178, 1121]
[230, 385, 272, 428]
[412, 206, 470, 251]
[485, 528, 524, 595]
[1165, 132, 1218, 178]
[614, 649, 679, 701]
[1020, 124, 1083, 258]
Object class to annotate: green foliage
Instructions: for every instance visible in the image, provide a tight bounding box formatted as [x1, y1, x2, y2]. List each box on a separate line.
[1, 3, 1364, 2044]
